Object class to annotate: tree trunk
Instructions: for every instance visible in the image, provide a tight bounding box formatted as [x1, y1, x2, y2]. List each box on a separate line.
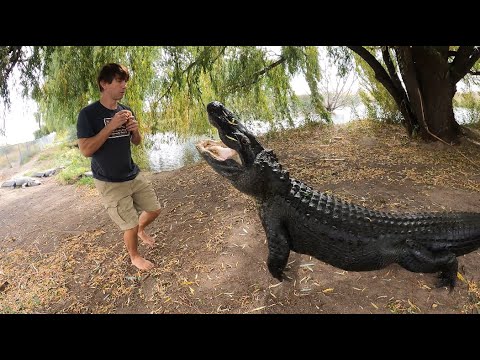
[350, 46, 468, 143]
[407, 47, 460, 143]
[416, 74, 459, 143]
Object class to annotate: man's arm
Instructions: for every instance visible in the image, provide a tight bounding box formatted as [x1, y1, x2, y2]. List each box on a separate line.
[78, 126, 114, 157]
[78, 110, 130, 157]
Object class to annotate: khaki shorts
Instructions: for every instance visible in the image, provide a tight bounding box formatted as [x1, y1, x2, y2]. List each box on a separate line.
[94, 172, 161, 231]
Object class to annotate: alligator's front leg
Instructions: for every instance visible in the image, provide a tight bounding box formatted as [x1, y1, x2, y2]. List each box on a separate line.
[258, 203, 291, 281]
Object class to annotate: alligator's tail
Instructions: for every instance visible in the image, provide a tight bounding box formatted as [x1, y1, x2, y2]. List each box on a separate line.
[429, 212, 480, 256]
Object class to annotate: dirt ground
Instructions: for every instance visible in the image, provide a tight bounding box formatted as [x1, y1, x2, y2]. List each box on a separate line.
[1, 120, 480, 314]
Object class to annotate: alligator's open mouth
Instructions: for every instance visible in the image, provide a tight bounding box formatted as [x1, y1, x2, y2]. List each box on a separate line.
[196, 139, 242, 165]
[196, 101, 265, 174]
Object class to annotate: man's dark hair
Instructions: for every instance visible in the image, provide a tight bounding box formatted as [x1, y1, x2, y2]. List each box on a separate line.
[97, 63, 130, 92]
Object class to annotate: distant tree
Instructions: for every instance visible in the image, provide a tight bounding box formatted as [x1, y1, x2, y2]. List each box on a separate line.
[147, 46, 328, 135]
[318, 49, 358, 114]
[453, 90, 480, 125]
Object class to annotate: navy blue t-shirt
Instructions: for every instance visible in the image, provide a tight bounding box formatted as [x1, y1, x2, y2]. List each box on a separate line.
[77, 101, 140, 182]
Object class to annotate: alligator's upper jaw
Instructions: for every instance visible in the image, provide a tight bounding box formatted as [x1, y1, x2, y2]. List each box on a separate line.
[206, 101, 248, 144]
[206, 101, 238, 130]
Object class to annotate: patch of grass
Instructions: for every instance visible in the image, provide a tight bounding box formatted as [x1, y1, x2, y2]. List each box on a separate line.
[463, 280, 480, 314]
[37, 149, 57, 161]
[57, 166, 90, 185]
[54, 147, 91, 185]
[386, 298, 421, 314]
[77, 176, 94, 187]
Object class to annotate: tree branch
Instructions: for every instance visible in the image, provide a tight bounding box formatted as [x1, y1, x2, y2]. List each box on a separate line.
[229, 56, 287, 92]
[159, 46, 227, 100]
[348, 46, 399, 97]
[382, 46, 404, 92]
[393, 46, 425, 136]
[0, 46, 23, 104]
[448, 50, 457, 58]
[350, 46, 415, 134]
[450, 46, 480, 84]
[450, 46, 474, 68]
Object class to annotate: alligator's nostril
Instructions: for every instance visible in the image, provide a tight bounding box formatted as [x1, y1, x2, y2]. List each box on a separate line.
[207, 101, 223, 112]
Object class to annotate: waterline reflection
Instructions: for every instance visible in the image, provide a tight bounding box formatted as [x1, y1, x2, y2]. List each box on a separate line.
[145, 108, 365, 172]
[145, 132, 205, 172]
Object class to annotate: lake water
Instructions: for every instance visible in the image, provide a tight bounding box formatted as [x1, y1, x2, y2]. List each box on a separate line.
[145, 107, 363, 172]
[145, 132, 205, 172]
[145, 105, 475, 172]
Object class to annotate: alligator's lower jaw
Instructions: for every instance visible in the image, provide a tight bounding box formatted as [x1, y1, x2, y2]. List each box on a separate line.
[196, 139, 242, 165]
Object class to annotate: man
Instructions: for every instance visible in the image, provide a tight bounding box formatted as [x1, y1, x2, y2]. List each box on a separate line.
[77, 63, 161, 271]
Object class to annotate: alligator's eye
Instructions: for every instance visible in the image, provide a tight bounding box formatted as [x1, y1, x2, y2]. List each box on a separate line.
[241, 137, 248, 145]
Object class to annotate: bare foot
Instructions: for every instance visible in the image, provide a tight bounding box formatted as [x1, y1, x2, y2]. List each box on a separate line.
[131, 255, 154, 271]
[138, 230, 155, 247]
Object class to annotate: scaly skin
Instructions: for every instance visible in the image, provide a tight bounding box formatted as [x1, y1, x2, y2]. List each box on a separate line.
[196, 101, 480, 290]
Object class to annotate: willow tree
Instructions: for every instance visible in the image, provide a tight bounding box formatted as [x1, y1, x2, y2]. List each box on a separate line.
[0, 46, 48, 136]
[0, 46, 161, 137]
[345, 46, 480, 143]
[34, 46, 161, 135]
[0, 46, 327, 139]
[147, 46, 328, 136]
[354, 52, 403, 123]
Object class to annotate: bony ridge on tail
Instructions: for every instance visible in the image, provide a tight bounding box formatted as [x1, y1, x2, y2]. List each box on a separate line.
[196, 101, 480, 291]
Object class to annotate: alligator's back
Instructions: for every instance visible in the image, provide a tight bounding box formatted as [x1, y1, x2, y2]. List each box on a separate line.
[276, 179, 480, 270]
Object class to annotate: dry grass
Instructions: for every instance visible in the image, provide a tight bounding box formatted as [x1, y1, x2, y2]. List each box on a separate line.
[1, 119, 480, 314]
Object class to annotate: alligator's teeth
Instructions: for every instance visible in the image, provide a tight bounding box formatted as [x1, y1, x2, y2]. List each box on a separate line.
[225, 135, 238, 142]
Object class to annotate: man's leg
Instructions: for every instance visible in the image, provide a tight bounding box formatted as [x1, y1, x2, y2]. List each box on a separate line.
[124, 225, 154, 271]
[137, 209, 161, 247]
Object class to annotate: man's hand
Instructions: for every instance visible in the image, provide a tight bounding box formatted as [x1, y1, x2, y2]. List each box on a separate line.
[126, 114, 142, 145]
[108, 110, 131, 131]
[125, 115, 139, 133]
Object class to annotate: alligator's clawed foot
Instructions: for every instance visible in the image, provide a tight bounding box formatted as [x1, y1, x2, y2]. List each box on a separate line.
[273, 274, 284, 282]
[270, 270, 285, 282]
[435, 272, 456, 292]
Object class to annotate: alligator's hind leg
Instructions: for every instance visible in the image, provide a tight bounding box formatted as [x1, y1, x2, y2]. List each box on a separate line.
[399, 239, 458, 291]
[434, 254, 458, 290]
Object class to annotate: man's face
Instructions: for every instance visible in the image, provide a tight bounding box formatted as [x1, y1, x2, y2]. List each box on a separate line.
[102, 76, 127, 100]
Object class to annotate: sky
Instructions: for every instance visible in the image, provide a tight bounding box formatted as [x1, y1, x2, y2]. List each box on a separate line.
[1, 94, 39, 146]
[0, 65, 39, 146]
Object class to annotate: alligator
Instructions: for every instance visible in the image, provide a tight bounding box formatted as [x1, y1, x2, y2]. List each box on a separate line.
[1, 176, 41, 188]
[196, 101, 480, 290]
[33, 167, 63, 177]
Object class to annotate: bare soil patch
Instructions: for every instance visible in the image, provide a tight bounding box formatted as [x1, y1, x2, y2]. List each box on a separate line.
[1, 120, 480, 314]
